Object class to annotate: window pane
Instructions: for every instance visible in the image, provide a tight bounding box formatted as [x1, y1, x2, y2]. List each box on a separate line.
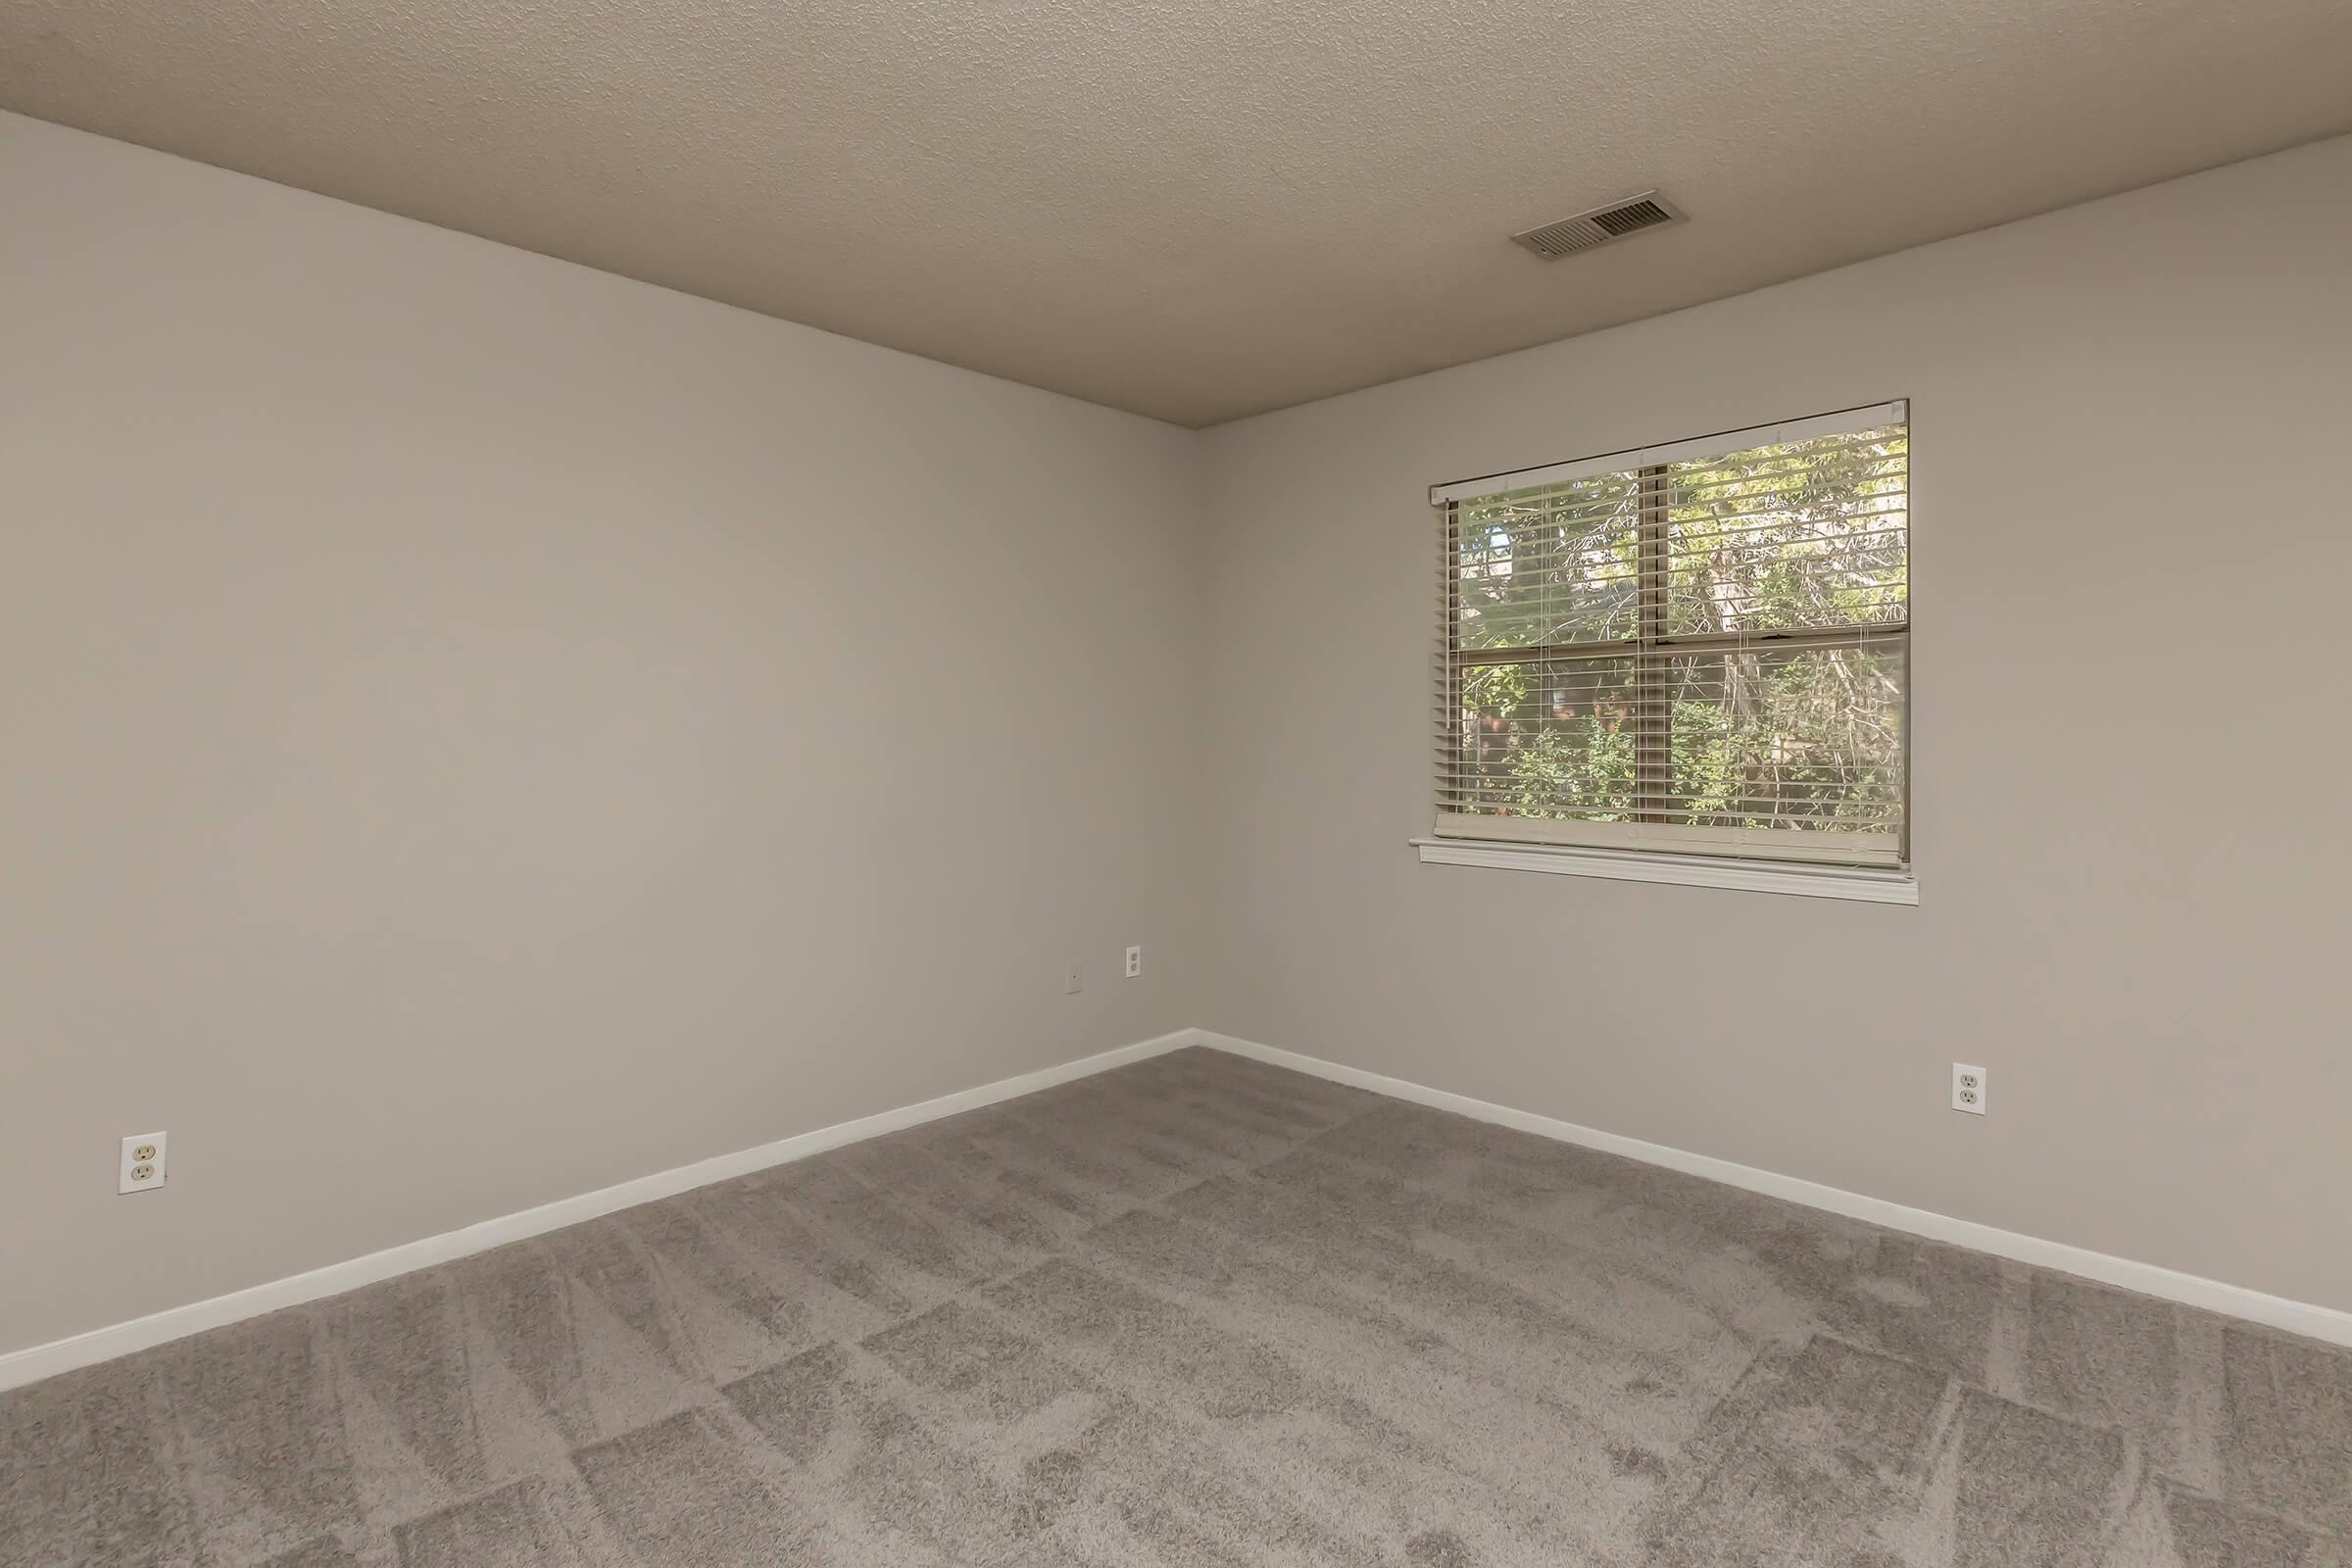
[1667, 426, 1907, 635]
[1453, 472, 1641, 651]
[1661, 643, 1906, 836]
[1436, 406, 1912, 864]
[1442, 656, 1639, 818]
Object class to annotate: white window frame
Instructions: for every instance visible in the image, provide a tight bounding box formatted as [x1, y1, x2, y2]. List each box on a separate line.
[1419, 402, 1915, 904]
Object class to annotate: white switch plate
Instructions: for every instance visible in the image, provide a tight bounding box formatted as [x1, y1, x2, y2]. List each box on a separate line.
[121, 1131, 169, 1194]
[1064, 961, 1082, 995]
[1125, 945, 1143, 978]
[1951, 1063, 1987, 1115]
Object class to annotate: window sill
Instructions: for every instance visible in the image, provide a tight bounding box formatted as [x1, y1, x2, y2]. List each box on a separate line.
[1411, 838, 1918, 905]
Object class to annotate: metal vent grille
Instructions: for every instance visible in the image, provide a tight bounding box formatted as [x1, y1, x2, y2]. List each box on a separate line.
[1511, 191, 1684, 259]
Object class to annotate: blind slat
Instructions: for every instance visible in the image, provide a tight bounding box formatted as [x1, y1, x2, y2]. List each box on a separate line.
[1429, 401, 1907, 505]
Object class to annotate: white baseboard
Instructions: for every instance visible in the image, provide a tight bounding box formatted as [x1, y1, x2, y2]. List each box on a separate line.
[11, 1022, 2343, 1393]
[0, 1028, 1199, 1394]
[1197, 1031, 2352, 1349]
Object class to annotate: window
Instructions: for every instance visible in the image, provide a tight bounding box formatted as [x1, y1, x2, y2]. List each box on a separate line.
[1430, 403, 1909, 871]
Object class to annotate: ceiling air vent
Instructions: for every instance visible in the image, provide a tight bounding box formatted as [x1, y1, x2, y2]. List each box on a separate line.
[1510, 190, 1685, 259]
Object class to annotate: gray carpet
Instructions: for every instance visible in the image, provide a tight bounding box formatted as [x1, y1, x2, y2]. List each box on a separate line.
[4, 1048, 2347, 1566]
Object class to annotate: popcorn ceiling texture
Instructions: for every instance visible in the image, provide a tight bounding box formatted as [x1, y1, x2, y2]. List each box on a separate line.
[2, 0, 2350, 424]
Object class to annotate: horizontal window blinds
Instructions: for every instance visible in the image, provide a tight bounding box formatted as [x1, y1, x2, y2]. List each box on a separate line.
[1434, 403, 1909, 866]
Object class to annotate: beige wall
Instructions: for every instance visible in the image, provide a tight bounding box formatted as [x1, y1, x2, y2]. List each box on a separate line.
[0, 113, 1206, 1355]
[7, 107, 2349, 1361]
[1200, 134, 2352, 1312]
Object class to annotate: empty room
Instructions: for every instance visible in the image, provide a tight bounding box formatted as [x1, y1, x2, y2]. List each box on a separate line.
[3, 0, 2349, 1561]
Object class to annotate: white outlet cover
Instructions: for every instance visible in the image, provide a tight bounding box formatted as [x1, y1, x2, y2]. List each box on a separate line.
[1125, 945, 1143, 978]
[1951, 1063, 1988, 1115]
[120, 1130, 169, 1193]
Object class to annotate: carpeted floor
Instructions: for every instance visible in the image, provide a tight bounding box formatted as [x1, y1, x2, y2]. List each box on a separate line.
[3, 1048, 2347, 1566]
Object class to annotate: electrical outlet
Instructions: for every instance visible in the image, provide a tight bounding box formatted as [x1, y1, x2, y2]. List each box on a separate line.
[1125, 945, 1143, 979]
[1951, 1063, 1987, 1115]
[120, 1131, 169, 1194]
[1064, 961, 1083, 995]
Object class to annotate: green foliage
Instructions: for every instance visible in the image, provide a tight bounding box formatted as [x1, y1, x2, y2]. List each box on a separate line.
[1505, 724, 1636, 820]
[1444, 426, 1907, 840]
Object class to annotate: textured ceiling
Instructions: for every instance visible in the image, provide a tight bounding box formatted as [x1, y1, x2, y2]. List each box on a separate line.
[5, 0, 2350, 426]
